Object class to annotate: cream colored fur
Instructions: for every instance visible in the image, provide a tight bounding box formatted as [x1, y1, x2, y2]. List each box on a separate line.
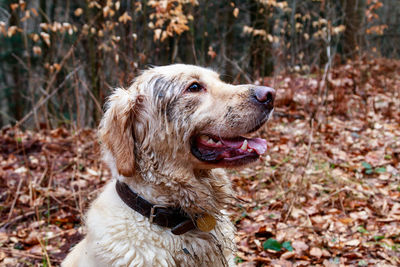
[62, 64, 270, 267]
[62, 180, 235, 267]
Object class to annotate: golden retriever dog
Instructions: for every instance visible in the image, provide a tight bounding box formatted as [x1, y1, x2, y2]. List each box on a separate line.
[62, 64, 275, 267]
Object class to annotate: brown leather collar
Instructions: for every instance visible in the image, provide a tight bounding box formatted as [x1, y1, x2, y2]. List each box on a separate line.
[115, 180, 196, 235]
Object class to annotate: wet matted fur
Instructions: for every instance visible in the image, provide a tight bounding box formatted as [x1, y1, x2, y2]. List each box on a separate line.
[62, 64, 274, 267]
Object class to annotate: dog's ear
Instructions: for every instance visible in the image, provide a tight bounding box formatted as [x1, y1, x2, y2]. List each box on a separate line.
[99, 88, 141, 177]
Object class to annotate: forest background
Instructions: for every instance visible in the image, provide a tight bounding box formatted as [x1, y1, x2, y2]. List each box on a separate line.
[0, 0, 399, 266]
[0, 0, 399, 128]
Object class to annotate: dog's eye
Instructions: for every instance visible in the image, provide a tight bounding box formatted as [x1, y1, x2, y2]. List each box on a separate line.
[186, 82, 204, 93]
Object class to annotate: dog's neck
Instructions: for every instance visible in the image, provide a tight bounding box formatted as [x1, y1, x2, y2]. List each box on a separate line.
[122, 151, 234, 216]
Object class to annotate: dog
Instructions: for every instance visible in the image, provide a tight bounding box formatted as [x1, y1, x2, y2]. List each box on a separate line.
[62, 64, 275, 267]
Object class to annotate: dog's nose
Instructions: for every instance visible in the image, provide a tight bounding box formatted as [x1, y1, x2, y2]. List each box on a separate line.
[253, 86, 275, 108]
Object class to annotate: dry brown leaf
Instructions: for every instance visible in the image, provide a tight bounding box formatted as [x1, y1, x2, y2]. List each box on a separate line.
[233, 8, 239, 18]
[292, 241, 309, 253]
[74, 8, 83, 16]
[0, 232, 8, 243]
[280, 251, 296, 260]
[344, 239, 360, 246]
[118, 12, 132, 24]
[309, 247, 322, 258]
[24, 231, 40, 245]
[0, 251, 6, 261]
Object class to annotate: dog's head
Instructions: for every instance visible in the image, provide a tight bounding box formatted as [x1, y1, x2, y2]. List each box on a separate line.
[99, 64, 275, 177]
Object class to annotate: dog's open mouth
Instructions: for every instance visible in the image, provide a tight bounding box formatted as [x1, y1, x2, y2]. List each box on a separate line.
[190, 134, 267, 166]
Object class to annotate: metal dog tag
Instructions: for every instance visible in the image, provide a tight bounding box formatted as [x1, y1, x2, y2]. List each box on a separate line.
[196, 213, 216, 232]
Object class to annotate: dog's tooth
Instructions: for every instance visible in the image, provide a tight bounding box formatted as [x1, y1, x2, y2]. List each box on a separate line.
[207, 138, 216, 144]
[247, 148, 253, 152]
[216, 141, 222, 145]
[240, 140, 248, 150]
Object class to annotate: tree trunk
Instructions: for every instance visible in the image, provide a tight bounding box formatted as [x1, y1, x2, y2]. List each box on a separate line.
[342, 0, 366, 58]
[249, 0, 272, 80]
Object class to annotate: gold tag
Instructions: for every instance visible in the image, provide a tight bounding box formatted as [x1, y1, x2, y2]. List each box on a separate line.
[196, 213, 216, 232]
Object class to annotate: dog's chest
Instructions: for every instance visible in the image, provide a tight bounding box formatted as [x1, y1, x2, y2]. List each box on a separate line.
[92, 218, 232, 266]
[86, 183, 234, 267]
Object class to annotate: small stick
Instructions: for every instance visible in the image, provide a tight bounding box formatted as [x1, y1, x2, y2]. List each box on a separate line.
[7, 178, 23, 222]
[14, 67, 80, 128]
[284, 119, 314, 222]
[1, 206, 58, 229]
[37, 237, 52, 267]
[0, 247, 61, 263]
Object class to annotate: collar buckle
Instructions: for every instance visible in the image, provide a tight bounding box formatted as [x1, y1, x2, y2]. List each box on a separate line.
[149, 204, 168, 223]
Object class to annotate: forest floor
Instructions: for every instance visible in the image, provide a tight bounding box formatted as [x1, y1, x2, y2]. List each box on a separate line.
[1, 58, 399, 266]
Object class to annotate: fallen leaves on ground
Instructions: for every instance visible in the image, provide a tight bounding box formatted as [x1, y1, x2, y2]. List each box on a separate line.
[231, 58, 400, 266]
[0, 128, 107, 265]
[1, 58, 399, 266]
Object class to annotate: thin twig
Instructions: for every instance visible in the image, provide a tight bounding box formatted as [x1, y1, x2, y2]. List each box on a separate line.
[15, 67, 81, 128]
[79, 79, 103, 114]
[222, 54, 252, 83]
[14, 11, 102, 128]
[312, 25, 334, 122]
[304, 118, 314, 168]
[0, 247, 62, 263]
[1, 206, 59, 229]
[37, 237, 52, 267]
[7, 177, 23, 222]
[284, 119, 314, 222]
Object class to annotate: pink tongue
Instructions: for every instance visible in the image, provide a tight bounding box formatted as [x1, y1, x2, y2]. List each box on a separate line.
[248, 138, 267, 155]
[222, 138, 267, 155]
